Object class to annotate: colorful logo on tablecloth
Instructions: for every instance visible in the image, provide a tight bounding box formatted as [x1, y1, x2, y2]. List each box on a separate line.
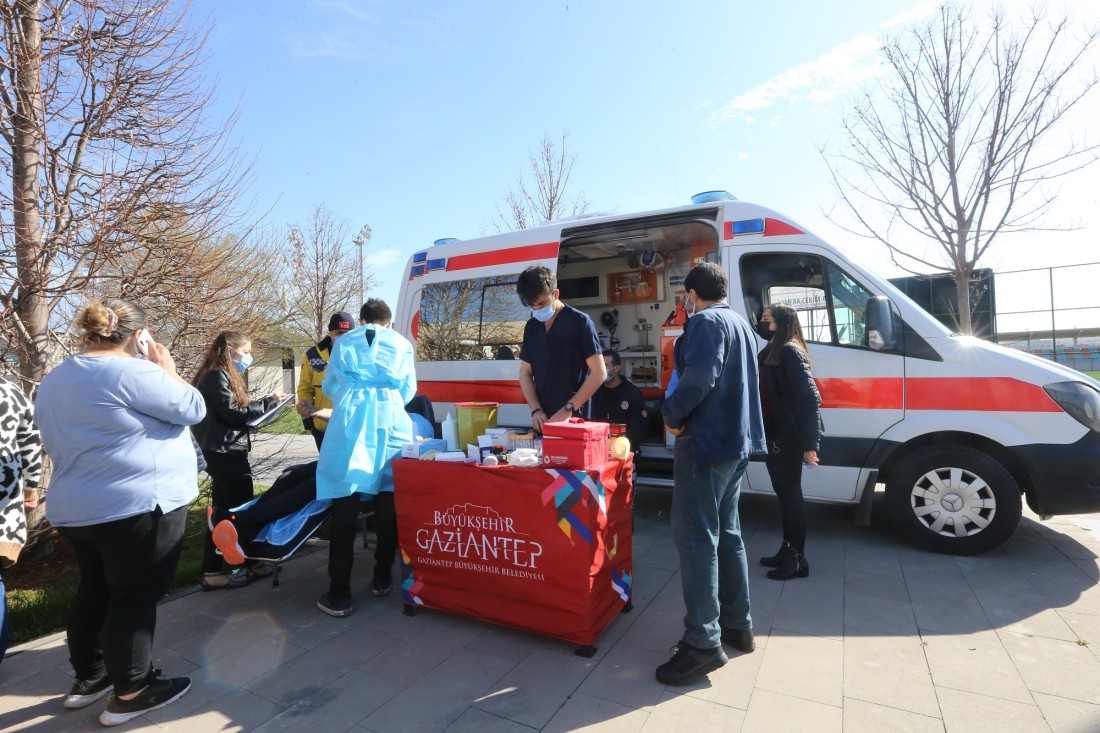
[540, 468, 607, 543]
[400, 547, 424, 605]
[611, 568, 632, 602]
[412, 503, 545, 580]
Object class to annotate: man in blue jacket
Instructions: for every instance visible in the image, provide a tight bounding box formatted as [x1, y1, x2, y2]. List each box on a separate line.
[658, 262, 767, 686]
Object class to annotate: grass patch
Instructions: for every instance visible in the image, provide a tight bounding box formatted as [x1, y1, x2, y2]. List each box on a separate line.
[259, 407, 308, 435]
[5, 578, 80, 644]
[1082, 371, 1100, 381]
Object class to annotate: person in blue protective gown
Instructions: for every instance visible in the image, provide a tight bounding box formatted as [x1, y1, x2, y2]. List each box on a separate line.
[314, 298, 417, 618]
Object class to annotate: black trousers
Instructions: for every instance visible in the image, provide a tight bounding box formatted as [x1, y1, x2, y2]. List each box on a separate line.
[202, 450, 255, 573]
[765, 453, 807, 553]
[310, 427, 325, 450]
[327, 491, 397, 600]
[58, 505, 187, 695]
[229, 463, 318, 551]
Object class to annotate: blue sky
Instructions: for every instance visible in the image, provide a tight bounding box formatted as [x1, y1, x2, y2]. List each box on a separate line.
[198, 0, 1100, 315]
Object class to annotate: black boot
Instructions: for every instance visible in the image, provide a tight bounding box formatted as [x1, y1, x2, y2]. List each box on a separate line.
[759, 541, 791, 568]
[767, 549, 809, 580]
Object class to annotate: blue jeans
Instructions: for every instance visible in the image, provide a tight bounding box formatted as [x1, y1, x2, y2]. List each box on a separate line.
[671, 435, 752, 649]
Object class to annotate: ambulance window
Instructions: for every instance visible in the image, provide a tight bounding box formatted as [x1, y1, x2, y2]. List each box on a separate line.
[825, 263, 873, 347]
[739, 253, 876, 349]
[416, 275, 529, 361]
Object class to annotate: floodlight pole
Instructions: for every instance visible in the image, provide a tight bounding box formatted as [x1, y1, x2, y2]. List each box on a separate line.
[354, 224, 372, 306]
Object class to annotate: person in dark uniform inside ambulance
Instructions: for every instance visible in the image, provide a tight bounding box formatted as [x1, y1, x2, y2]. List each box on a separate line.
[590, 349, 648, 456]
[516, 265, 606, 433]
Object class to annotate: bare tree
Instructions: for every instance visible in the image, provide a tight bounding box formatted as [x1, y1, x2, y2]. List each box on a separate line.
[281, 203, 376, 344]
[0, 0, 254, 392]
[823, 2, 1099, 333]
[493, 131, 590, 231]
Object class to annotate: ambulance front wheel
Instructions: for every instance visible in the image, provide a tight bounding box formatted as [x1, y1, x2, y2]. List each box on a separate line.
[886, 444, 1022, 556]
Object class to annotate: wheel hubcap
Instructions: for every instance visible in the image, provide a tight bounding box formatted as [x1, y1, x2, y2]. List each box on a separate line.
[910, 466, 996, 538]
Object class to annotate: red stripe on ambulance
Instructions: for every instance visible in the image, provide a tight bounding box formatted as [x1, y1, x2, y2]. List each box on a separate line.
[817, 377, 904, 409]
[817, 377, 1061, 412]
[906, 377, 1060, 412]
[446, 242, 559, 272]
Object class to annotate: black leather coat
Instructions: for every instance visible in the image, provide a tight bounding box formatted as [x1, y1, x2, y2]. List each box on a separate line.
[758, 342, 822, 456]
[191, 368, 276, 454]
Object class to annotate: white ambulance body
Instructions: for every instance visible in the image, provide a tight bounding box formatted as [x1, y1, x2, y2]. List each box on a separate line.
[395, 193, 1100, 555]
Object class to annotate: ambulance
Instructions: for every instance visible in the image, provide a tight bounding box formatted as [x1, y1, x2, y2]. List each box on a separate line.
[395, 191, 1100, 555]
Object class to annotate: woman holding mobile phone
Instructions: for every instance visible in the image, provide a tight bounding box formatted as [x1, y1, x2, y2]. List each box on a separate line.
[757, 303, 823, 581]
[191, 331, 288, 590]
[36, 298, 203, 724]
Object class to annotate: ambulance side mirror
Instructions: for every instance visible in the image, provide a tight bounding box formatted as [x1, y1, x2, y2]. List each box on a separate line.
[864, 296, 897, 351]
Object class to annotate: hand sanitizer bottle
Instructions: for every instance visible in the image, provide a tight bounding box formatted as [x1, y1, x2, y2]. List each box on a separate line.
[442, 412, 458, 451]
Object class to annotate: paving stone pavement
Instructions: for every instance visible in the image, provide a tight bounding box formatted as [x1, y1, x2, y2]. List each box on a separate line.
[4, 480, 1100, 732]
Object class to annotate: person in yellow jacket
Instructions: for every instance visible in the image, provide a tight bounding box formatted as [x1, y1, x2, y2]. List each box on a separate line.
[297, 311, 354, 448]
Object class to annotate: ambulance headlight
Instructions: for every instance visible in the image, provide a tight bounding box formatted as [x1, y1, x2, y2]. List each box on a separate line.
[1044, 382, 1100, 433]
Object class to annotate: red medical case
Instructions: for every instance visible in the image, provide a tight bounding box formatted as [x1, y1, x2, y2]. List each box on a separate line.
[542, 418, 610, 469]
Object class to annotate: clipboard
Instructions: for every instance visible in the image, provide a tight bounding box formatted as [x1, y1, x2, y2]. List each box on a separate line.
[247, 395, 295, 428]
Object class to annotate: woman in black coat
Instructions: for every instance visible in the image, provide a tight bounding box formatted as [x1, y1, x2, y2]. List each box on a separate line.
[757, 303, 822, 580]
[192, 331, 287, 590]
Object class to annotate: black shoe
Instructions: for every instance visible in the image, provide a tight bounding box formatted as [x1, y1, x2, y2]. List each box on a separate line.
[655, 642, 728, 685]
[759, 541, 791, 568]
[98, 674, 190, 726]
[316, 592, 353, 617]
[767, 550, 810, 581]
[721, 627, 756, 653]
[371, 577, 393, 597]
[63, 673, 113, 709]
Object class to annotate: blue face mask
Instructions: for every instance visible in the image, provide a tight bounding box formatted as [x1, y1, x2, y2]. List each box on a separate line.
[531, 302, 555, 323]
[233, 353, 253, 372]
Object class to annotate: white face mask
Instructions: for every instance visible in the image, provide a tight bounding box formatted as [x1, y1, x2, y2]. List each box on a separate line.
[686, 295, 698, 319]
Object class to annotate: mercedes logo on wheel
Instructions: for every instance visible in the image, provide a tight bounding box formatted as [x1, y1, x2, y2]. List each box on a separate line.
[942, 494, 963, 512]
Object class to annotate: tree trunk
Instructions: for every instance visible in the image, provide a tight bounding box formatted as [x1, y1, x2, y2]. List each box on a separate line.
[11, 0, 48, 393]
[955, 270, 973, 335]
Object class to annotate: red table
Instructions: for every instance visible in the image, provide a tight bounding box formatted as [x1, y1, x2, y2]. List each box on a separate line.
[393, 457, 633, 647]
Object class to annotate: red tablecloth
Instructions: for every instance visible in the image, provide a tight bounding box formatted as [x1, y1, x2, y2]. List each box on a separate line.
[393, 457, 633, 646]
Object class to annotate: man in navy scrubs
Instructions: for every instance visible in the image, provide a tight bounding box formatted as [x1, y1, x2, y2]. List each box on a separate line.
[516, 265, 606, 433]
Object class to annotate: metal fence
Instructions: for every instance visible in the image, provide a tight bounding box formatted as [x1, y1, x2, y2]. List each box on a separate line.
[993, 261, 1100, 370]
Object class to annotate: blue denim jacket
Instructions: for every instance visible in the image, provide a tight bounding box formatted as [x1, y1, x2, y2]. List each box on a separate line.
[661, 302, 767, 463]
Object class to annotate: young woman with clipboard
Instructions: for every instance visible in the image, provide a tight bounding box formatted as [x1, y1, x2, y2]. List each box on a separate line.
[192, 331, 289, 590]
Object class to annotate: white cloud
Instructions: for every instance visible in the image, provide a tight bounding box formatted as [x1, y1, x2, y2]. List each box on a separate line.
[364, 247, 405, 269]
[285, 33, 365, 59]
[738, 152, 750, 160]
[317, 1, 372, 21]
[883, 2, 937, 28]
[710, 34, 885, 127]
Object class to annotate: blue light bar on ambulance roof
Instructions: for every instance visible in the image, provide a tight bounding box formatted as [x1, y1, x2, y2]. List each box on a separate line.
[731, 218, 765, 235]
[433, 238, 461, 246]
[691, 190, 737, 204]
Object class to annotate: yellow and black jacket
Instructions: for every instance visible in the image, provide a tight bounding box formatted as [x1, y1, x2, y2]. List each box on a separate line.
[297, 336, 334, 431]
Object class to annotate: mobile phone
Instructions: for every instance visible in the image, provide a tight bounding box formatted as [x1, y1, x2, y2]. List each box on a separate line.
[136, 329, 152, 358]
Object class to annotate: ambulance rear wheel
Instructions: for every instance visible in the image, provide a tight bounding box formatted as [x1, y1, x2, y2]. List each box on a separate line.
[886, 445, 1021, 555]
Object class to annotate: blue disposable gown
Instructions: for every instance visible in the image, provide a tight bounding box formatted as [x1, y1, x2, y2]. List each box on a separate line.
[316, 325, 417, 499]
